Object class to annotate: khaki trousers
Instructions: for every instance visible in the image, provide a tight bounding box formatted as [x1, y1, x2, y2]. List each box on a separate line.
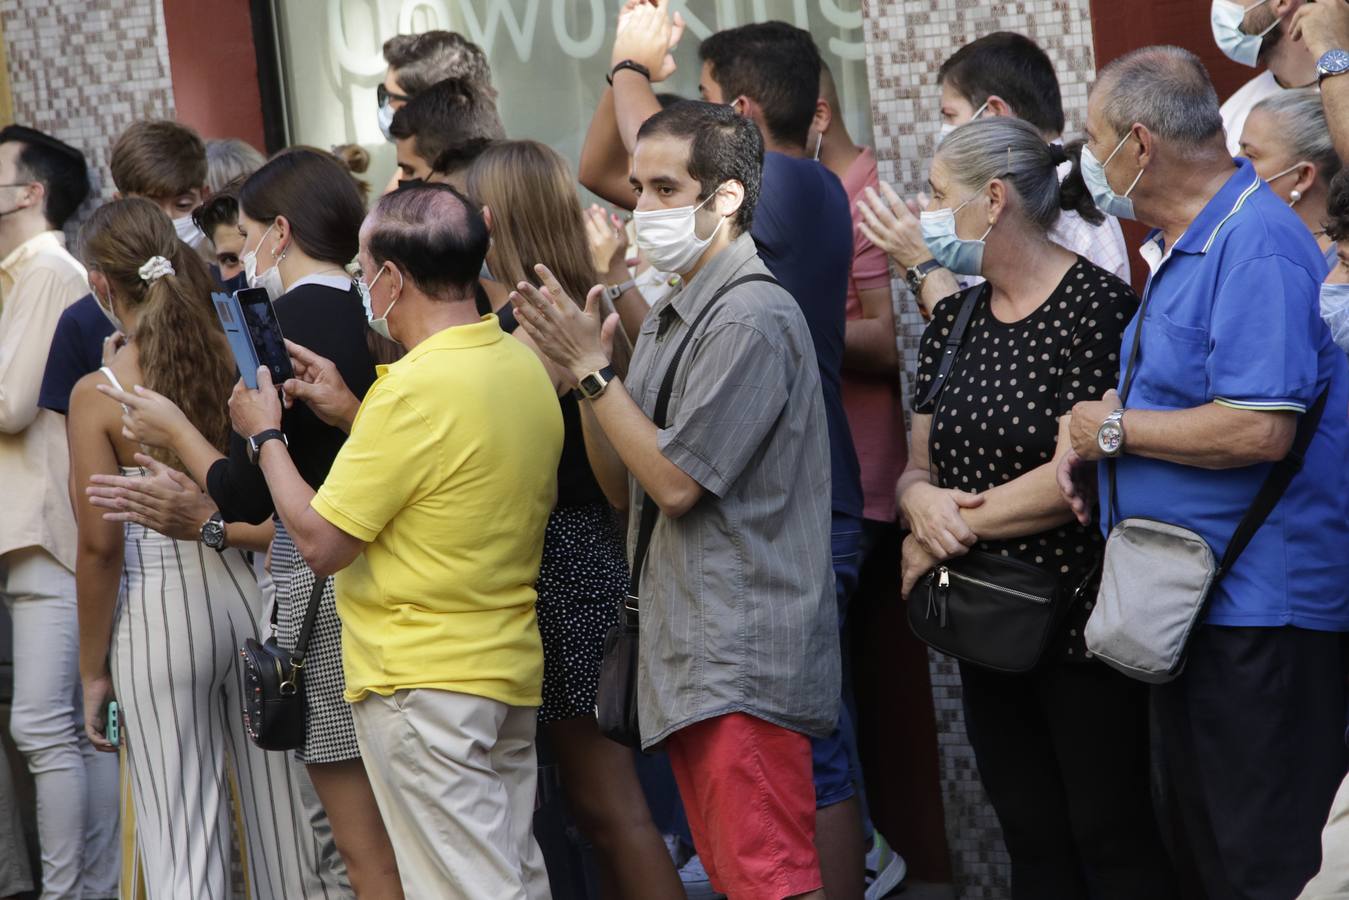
[351, 689, 550, 900]
[1300, 773, 1349, 899]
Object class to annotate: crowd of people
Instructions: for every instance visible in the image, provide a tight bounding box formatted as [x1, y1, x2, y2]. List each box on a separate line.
[5, 0, 1349, 898]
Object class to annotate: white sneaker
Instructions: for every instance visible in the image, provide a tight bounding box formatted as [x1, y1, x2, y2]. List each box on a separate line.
[679, 853, 726, 900]
[864, 836, 908, 900]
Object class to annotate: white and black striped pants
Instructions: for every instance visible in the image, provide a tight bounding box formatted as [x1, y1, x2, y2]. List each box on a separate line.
[110, 524, 328, 899]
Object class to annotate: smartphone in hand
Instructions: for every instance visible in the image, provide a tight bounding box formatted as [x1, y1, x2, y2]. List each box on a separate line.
[212, 288, 294, 389]
[105, 700, 119, 747]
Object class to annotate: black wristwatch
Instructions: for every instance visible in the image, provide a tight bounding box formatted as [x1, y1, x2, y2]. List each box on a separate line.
[607, 60, 651, 85]
[246, 428, 289, 464]
[906, 258, 943, 296]
[576, 365, 616, 401]
[199, 512, 227, 551]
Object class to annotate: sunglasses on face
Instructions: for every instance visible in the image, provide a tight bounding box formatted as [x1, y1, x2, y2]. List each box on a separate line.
[377, 84, 410, 106]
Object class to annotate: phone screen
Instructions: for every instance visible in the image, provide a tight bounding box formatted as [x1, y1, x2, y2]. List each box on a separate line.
[235, 288, 294, 385]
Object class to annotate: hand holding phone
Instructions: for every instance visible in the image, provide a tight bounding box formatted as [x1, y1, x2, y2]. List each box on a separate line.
[106, 700, 120, 747]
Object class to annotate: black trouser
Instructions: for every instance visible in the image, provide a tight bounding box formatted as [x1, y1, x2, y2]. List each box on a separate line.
[1153, 625, 1348, 900]
[960, 658, 1179, 900]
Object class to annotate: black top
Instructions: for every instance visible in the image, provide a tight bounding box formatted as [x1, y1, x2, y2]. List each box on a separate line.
[913, 257, 1137, 657]
[555, 391, 606, 508]
[206, 282, 378, 524]
[494, 294, 604, 509]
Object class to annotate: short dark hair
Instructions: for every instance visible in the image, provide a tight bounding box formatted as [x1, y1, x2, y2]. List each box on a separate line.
[366, 183, 488, 298]
[192, 183, 240, 244]
[239, 148, 366, 267]
[382, 31, 495, 99]
[938, 32, 1066, 136]
[389, 77, 505, 176]
[698, 21, 821, 150]
[637, 101, 763, 234]
[109, 120, 207, 198]
[0, 125, 90, 228]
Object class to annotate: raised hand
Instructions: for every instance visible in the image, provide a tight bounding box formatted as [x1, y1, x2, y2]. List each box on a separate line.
[510, 264, 610, 380]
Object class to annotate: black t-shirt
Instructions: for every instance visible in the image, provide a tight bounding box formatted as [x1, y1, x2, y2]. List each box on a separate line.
[913, 256, 1137, 657]
[206, 283, 377, 524]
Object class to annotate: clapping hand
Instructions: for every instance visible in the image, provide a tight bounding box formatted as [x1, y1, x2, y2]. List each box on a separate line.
[612, 0, 686, 83]
[584, 204, 631, 278]
[856, 183, 934, 270]
[511, 264, 617, 381]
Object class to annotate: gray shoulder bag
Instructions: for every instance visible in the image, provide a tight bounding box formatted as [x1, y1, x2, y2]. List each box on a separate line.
[1084, 292, 1328, 684]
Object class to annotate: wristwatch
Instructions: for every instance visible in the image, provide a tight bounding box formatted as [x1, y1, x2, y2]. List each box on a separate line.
[577, 365, 616, 401]
[1319, 49, 1349, 83]
[1096, 409, 1126, 457]
[906, 258, 943, 296]
[246, 428, 289, 464]
[603, 279, 636, 305]
[607, 60, 651, 85]
[199, 512, 227, 551]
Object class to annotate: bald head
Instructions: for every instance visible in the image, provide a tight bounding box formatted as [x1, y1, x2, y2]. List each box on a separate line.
[362, 182, 488, 299]
[1092, 46, 1224, 154]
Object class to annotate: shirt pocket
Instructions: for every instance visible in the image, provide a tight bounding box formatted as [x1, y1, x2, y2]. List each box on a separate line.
[1133, 313, 1211, 410]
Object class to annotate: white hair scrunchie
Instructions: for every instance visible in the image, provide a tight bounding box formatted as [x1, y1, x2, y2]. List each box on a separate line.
[138, 256, 175, 284]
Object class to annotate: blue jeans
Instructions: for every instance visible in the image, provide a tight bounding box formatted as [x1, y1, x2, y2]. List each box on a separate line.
[810, 513, 867, 819]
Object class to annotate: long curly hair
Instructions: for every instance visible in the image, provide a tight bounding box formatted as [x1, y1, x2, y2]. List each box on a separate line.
[81, 198, 237, 461]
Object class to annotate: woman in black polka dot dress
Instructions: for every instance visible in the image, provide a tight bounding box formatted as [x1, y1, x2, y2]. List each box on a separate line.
[896, 118, 1179, 898]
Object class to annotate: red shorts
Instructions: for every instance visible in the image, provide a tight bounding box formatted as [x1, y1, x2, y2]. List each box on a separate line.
[666, 713, 821, 900]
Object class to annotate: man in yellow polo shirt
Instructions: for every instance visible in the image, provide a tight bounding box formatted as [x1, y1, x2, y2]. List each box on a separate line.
[229, 183, 562, 900]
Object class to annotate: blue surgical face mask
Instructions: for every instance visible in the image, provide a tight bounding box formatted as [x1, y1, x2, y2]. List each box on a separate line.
[1211, 0, 1277, 68]
[920, 194, 994, 276]
[1081, 132, 1145, 222]
[1321, 281, 1349, 357]
[358, 265, 399, 341]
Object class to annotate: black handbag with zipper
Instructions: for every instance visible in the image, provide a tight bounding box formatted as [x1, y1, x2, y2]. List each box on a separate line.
[239, 573, 325, 751]
[905, 285, 1074, 673]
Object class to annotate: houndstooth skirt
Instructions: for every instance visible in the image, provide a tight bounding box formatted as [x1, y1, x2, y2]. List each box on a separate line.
[270, 522, 361, 764]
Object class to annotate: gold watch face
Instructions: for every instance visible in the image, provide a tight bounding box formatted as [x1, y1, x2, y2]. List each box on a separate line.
[580, 373, 606, 397]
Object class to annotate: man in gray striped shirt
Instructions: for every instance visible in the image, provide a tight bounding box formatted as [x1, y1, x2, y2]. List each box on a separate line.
[514, 101, 838, 899]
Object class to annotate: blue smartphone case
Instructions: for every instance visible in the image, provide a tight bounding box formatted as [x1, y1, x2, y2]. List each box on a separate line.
[213, 291, 261, 389]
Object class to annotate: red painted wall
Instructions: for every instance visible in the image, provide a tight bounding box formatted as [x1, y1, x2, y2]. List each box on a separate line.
[162, 0, 267, 150]
[1089, 0, 1252, 291]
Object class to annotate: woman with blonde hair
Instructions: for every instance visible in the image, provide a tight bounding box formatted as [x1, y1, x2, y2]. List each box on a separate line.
[466, 140, 679, 900]
[69, 197, 319, 898]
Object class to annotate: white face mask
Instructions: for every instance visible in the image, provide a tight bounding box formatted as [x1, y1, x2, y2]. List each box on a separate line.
[1081, 132, 1145, 222]
[632, 185, 727, 275]
[173, 212, 204, 249]
[1211, 0, 1277, 68]
[1321, 281, 1349, 357]
[94, 286, 125, 334]
[358, 265, 400, 341]
[241, 223, 285, 301]
[378, 99, 396, 142]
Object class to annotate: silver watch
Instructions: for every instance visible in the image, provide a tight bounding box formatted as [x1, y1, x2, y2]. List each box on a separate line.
[602, 279, 636, 304]
[1096, 408, 1126, 457]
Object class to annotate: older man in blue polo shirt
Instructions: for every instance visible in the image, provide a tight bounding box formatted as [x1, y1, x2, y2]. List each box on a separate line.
[1062, 46, 1349, 899]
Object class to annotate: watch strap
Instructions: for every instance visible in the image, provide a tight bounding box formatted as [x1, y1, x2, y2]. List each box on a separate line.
[906, 258, 942, 292]
[603, 279, 636, 304]
[578, 365, 617, 400]
[607, 60, 652, 86]
[248, 428, 287, 462]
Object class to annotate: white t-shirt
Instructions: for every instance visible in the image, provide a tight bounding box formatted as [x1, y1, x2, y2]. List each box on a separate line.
[1220, 70, 1283, 156]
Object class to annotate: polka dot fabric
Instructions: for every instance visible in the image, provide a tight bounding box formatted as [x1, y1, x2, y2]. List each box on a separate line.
[913, 256, 1139, 659]
[535, 501, 628, 724]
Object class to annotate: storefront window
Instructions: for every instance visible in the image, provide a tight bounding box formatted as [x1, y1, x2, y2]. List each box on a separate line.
[272, 0, 872, 193]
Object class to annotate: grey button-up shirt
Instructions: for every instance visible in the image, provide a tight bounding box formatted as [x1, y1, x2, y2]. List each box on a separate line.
[625, 232, 839, 748]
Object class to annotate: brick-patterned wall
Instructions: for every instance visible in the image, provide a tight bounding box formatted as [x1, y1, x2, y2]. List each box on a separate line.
[0, 0, 176, 239]
[859, 2, 1099, 897]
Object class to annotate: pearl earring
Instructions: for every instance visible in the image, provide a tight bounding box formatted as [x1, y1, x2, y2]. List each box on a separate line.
[1290, 190, 1303, 206]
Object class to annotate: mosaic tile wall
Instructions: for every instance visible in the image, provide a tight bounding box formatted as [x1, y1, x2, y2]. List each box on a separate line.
[859, 1, 1100, 896]
[0, 0, 176, 240]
